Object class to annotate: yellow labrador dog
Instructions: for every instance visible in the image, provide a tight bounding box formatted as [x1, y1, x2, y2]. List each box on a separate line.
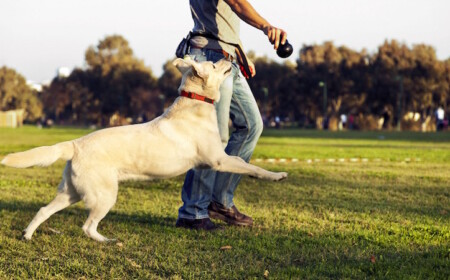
[2, 57, 287, 242]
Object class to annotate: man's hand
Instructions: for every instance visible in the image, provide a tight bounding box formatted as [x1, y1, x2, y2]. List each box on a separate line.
[235, 48, 255, 78]
[262, 25, 287, 50]
[248, 59, 256, 77]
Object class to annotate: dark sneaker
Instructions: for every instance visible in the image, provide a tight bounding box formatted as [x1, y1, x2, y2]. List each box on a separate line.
[208, 201, 253, 226]
[175, 217, 219, 231]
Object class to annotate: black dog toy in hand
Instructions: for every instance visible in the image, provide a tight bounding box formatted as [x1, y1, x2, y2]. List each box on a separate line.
[276, 39, 293, 58]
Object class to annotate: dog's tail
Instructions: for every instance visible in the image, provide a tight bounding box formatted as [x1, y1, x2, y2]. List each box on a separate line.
[1, 141, 74, 168]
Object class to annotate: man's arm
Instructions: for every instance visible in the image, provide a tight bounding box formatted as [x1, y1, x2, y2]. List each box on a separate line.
[224, 0, 287, 49]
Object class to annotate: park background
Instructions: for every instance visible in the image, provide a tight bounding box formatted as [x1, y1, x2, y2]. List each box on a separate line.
[0, 0, 449, 130]
[0, 0, 449, 279]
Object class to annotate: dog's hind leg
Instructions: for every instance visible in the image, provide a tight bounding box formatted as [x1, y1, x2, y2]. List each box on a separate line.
[23, 164, 80, 240]
[81, 180, 118, 242]
[213, 155, 288, 181]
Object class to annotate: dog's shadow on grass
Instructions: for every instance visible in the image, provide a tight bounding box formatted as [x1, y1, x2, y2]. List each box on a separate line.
[0, 199, 177, 232]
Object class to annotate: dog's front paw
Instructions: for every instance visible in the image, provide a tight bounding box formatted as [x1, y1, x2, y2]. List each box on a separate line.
[22, 230, 32, 241]
[272, 172, 288, 181]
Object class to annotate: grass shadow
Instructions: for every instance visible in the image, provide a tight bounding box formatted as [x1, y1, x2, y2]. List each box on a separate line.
[0, 199, 177, 230]
[262, 129, 450, 143]
[240, 175, 449, 220]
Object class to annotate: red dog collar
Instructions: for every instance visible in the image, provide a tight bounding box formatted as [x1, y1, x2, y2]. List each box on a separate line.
[180, 91, 215, 105]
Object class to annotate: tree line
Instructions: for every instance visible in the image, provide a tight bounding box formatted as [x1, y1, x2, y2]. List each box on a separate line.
[1, 35, 449, 130]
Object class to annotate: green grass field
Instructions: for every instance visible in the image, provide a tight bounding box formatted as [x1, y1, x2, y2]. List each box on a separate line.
[0, 126, 449, 279]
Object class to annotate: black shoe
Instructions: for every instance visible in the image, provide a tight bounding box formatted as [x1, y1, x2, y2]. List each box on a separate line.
[175, 217, 219, 231]
[208, 201, 253, 226]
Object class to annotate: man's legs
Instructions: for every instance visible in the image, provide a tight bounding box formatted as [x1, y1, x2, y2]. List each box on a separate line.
[177, 50, 263, 226]
[177, 49, 235, 221]
[211, 71, 263, 208]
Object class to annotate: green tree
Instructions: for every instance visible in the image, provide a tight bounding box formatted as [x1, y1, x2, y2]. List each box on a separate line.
[85, 34, 149, 75]
[409, 44, 447, 115]
[440, 59, 450, 112]
[370, 40, 447, 128]
[85, 35, 158, 121]
[248, 52, 296, 120]
[41, 69, 98, 124]
[0, 66, 42, 121]
[296, 42, 369, 122]
[42, 35, 159, 126]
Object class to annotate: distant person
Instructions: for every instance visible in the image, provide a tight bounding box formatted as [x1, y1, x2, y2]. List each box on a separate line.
[382, 108, 390, 129]
[322, 117, 329, 130]
[435, 106, 445, 131]
[275, 116, 281, 129]
[348, 114, 354, 130]
[339, 114, 347, 130]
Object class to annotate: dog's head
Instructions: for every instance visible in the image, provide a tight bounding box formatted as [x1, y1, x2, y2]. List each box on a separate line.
[173, 57, 232, 102]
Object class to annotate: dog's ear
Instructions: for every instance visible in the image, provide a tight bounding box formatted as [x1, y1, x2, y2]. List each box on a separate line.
[173, 58, 191, 74]
[173, 57, 208, 79]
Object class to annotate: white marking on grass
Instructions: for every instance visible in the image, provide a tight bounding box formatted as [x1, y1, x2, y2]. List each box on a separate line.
[251, 157, 423, 164]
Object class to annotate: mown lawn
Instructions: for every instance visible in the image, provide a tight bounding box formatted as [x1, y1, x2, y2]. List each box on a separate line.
[0, 126, 449, 279]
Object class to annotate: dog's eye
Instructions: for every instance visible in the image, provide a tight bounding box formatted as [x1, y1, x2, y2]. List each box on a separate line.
[213, 65, 216, 69]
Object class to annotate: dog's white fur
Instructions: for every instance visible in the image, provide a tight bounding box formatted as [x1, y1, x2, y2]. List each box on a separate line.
[1, 58, 287, 242]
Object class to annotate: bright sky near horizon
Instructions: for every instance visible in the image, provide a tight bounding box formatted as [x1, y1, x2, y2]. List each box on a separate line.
[0, 0, 449, 83]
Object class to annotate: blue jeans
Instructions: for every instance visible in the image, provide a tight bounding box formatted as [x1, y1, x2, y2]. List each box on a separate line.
[178, 48, 263, 220]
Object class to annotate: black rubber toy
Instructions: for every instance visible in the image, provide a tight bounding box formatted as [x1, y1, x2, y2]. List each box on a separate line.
[276, 39, 293, 58]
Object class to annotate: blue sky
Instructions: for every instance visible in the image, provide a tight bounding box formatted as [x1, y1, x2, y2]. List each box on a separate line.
[0, 0, 449, 82]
